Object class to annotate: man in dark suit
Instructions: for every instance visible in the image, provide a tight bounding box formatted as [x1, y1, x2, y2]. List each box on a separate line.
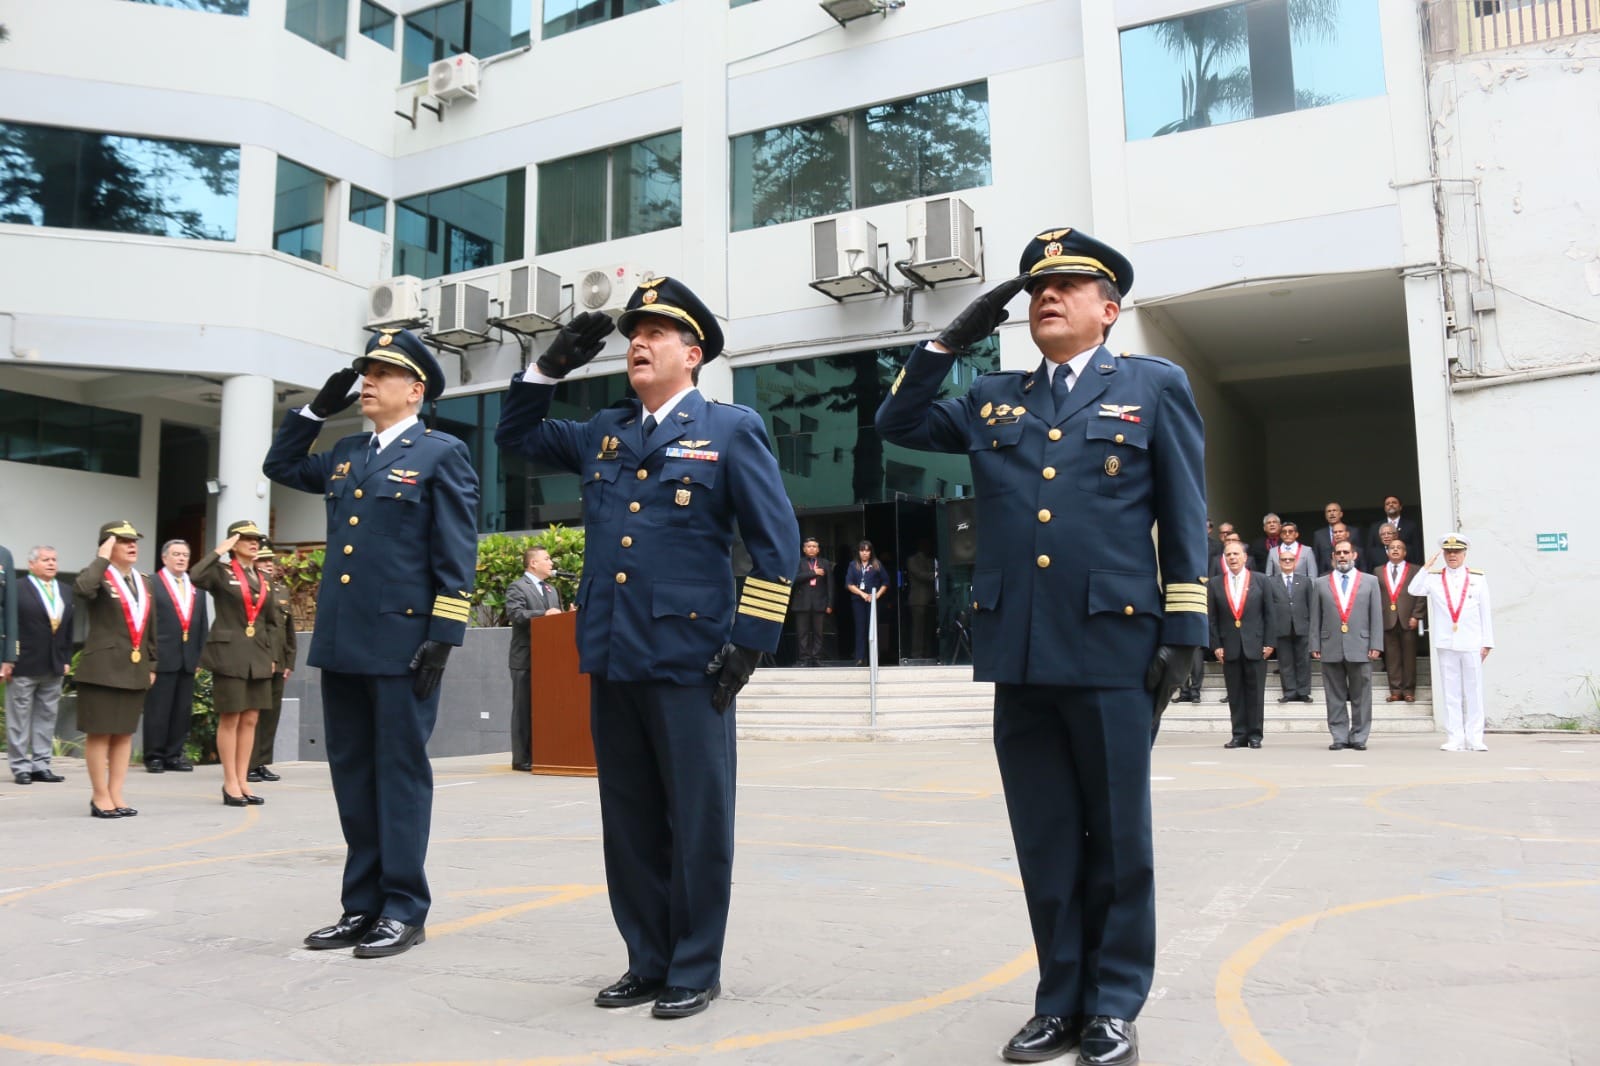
[791, 537, 833, 666]
[1269, 547, 1314, 704]
[1366, 495, 1423, 563]
[1312, 501, 1344, 573]
[142, 539, 209, 773]
[1247, 513, 1282, 572]
[6, 545, 73, 784]
[1329, 521, 1368, 573]
[505, 545, 564, 771]
[1376, 539, 1425, 702]
[1210, 540, 1277, 749]
[876, 227, 1207, 1066]
[496, 277, 798, 1019]
[264, 328, 480, 959]
[1310, 540, 1385, 750]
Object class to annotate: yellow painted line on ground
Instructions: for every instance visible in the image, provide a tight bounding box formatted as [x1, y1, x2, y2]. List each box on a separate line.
[428, 886, 608, 937]
[1364, 781, 1600, 844]
[14, 805, 263, 874]
[1161, 769, 1281, 815]
[1215, 877, 1600, 1066]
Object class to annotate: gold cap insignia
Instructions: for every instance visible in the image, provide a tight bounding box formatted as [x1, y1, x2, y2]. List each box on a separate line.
[1043, 241, 1063, 258]
[642, 289, 658, 305]
[1036, 228, 1071, 241]
[639, 277, 667, 289]
[377, 334, 393, 346]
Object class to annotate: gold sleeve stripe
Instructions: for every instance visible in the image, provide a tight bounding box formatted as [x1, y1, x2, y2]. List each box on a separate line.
[1165, 602, 1207, 615]
[741, 586, 790, 608]
[744, 576, 792, 596]
[432, 596, 472, 620]
[1165, 591, 1207, 604]
[738, 604, 788, 624]
[1166, 582, 1205, 595]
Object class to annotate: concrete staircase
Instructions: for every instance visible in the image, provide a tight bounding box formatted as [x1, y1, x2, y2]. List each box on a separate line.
[735, 660, 1435, 740]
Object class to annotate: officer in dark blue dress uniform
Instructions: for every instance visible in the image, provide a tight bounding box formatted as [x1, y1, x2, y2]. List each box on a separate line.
[263, 329, 480, 959]
[876, 229, 1207, 1066]
[495, 277, 798, 1019]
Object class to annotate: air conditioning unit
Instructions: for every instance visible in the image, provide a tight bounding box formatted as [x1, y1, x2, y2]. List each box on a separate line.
[902, 196, 979, 285]
[427, 279, 493, 346]
[498, 264, 563, 335]
[810, 215, 884, 299]
[367, 275, 424, 328]
[576, 264, 650, 316]
[429, 53, 480, 102]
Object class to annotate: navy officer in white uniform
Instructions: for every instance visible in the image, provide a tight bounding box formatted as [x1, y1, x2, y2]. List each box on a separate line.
[495, 277, 798, 1019]
[876, 228, 1207, 1066]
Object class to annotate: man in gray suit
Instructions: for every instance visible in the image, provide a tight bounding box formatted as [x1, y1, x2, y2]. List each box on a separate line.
[1310, 541, 1384, 751]
[1270, 547, 1315, 704]
[506, 546, 565, 772]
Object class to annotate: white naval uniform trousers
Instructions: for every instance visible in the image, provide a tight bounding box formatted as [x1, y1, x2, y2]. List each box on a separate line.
[1409, 565, 1494, 750]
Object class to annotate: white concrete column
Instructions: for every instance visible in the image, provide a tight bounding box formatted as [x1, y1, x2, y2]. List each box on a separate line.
[216, 374, 275, 540]
[679, 0, 731, 403]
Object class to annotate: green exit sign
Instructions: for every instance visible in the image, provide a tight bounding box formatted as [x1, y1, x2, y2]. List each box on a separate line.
[1536, 533, 1569, 552]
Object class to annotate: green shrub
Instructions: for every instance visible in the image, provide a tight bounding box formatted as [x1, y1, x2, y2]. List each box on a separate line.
[473, 527, 585, 626]
[185, 668, 219, 765]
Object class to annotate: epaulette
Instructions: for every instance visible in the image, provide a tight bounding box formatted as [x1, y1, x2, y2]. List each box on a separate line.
[1116, 352, 1181, 369]
[980, 369, 1029, 379]
[1469, 568, 1484, 575]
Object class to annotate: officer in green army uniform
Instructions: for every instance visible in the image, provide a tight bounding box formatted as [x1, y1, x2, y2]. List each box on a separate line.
[248, 545, 296, 783]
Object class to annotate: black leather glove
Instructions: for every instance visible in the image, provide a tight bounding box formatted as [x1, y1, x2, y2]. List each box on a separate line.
[409, 640, 452, 699]
[935, 274, 1029, 354]
[536, 311, 616, 378]
[309, 367, 360, 418]
[1145, 644, 1199, 743]
[706, 643, 762, 713]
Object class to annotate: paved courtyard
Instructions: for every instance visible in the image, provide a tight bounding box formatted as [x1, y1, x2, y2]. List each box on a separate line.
[2, 731, 1597, 1066]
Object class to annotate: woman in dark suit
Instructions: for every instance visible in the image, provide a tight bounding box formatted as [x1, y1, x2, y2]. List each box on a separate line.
[74, 521, 159, 819]
[191, 519, 276, 807]
[844, 540, 889, 666]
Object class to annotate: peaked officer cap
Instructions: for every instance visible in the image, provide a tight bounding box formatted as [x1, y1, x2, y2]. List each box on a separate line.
[355, 329, 445, 402]
[98, 520, 142, 542]
[1019, 227, 1135, 298]
[1440, 532, 1471, 550]
[615, 277, 725, 362]
[226, 519, 266, 540]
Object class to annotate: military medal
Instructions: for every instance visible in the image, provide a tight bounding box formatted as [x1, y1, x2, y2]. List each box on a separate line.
[1443, 568, 1469, 633]
[1330, 570, 1361, 635]
[230, 556, 269, 640]
[1382, 563, 1404, 614]
[30, 575, 63, 635]
[1225, 570, 1250, 631]
[160, 569, 196, 646]
[131, 650, 141, 663]
[110, 566, 150, 665]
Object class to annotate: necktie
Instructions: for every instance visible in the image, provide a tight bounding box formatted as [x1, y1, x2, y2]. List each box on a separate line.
[1285, 576, 1292, 594]
[1340, 572, 1349, 594]
[643, 414, 657, 437]
[1052, 364, 1071, 409]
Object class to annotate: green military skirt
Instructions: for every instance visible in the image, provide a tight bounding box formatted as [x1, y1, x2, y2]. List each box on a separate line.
[213, 674, 273, 714]
[76, 682, 146, 736]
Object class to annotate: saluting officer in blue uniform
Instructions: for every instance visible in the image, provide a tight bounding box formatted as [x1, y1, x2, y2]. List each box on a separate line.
[495, 278, 799, 1019]
[876, 229, 1207, 1066]
[263, 329, 479, 959]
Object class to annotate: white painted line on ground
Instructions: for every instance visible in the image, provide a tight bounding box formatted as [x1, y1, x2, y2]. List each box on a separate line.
[1151, 776, 1177, 781]
[1561, 749, 1586, 754]
[1189, 760, 1220, 766]
[437, 780, 478, 788]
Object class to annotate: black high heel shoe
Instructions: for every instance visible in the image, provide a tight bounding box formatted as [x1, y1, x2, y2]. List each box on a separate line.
[116, 807, 139, 817]
[90, 801, 122, 819]
[222, 788, 248, 807]
[242, 793, 265, 806]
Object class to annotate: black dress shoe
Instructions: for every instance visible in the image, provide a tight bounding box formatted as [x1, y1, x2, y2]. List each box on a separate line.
[1277, 695, 1292, 703]
[594, 971, 666, 1008]
[1002, 1014, 1080, 1062]
[303, 912, 376, 949]
[32, 768, 65, 782]
[146, 758, 165, 774]
[90, 801, 121, 818]
[168, 759, 195, 772]
[1297, 695, 1315, 703]
[651, 982, 719, 1019]
[246, 768, 264, 783]
[116, 807, 139, 816]
[222, 788, 248, 807]
[1328, 742, 1345, 750]
[352, 917, 425, 958]
[1349, 742, 1366, 751]
[255, 766, 281, 781]
[1077, 1016, 1138, 1066]
[242, 792, 265, 805]
[13, 772, 32, 785]
[512, 763, 532, 772]
[1223, 739, 1244, 749]
[1247, 738, 1262, 749]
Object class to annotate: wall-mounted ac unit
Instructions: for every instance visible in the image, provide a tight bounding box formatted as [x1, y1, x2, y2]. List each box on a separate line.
[428, 280, 492, 346]
[903, 196, 979, 285]
[810, 215, 884, 299]
[498, 264, 563, 334]
[429, 53, 480, 102]
[367, 275, 424, 328]
[577, 264, 649, 316]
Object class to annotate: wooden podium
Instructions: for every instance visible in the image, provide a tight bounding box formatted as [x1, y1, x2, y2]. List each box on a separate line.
[527, 611, 596, 777]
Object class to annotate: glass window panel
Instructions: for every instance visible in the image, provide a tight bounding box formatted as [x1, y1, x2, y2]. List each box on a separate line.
[349, 185, 387, 232]
[611, 131, 681, 239]
[285, 0, 348, 56]
[543, 0, 673, 41]
[1119, 0, 1385, 141]
[0, 121, 238, 240]
[124, 0, 250, 13]
[274, 157, 328, 264]
[393, 170, 524, 279]
[402, 0, 467, 81]
[470, 0, 531, 55]
[730, 0, 761, 6]
[730, 115, 850, 231]
[855, 81, 991, 209]
[536, 149, 608, 253]
[0, 390, 141, 478]
[359, 0, 396, 46]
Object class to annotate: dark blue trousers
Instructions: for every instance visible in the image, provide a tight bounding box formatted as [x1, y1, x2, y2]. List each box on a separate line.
[590, 678, 736, 990]
[993, 684, 1155, 1021]
[321, 670, 440, 926]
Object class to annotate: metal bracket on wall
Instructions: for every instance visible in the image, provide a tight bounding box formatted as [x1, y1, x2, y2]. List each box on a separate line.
[395, 95, 444, 130]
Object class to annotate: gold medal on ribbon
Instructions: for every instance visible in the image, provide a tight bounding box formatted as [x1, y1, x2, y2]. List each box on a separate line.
[246, 624, 256, 637]
[1341, 623, 1349, 633]
[1235, 620, 1242, 629]
[50, 619, 60, 633]
[183, 631, 190, 641]
[131, 649, 141, 664]
[1390, 604, 1397, 611]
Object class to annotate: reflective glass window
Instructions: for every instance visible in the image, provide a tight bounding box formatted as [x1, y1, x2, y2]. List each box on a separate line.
[0, 390, 142, 478]
[1119, 0, 1386, 140]
[274, 157, 329, 264]
[124, 0, 249, 13]
[286, 0, 348, 55]
[359, 0, 396, 46]
[349, 185, 387, 232]
[542, 0, 672, 42]
[730, 81, 989, 232]
[0, 121, 239, 240]
[403, 0, 531, 81]
[537, 132, 681, 254]
[394, 170, 526, 279]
